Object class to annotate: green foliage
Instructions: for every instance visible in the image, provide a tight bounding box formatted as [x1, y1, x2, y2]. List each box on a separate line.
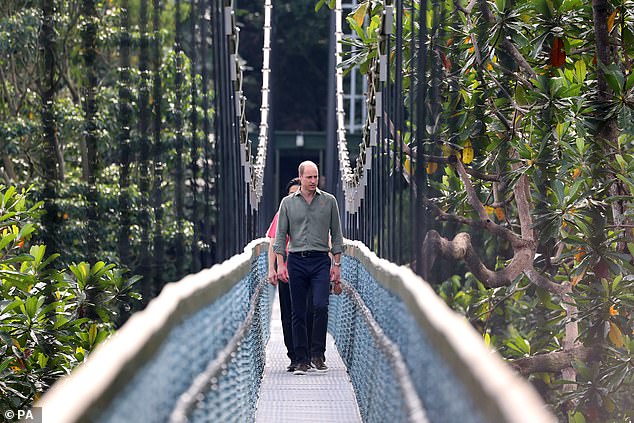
[332, 0, 634, 420]
[0, 186, 140, 411]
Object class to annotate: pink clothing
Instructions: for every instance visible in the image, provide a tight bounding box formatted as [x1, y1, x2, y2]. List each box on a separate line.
[266, 212, 289, 254]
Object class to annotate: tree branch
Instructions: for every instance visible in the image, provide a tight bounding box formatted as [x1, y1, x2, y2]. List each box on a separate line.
[513, 167, 536, 242]
[425, 194, 523, 245]
[476, 0, 537, 79]
[509, 346, 599, 376]
[524, 267, 569, 296]
[0, 66, 16, 115]
[454, 159, 489, 220]
[453, 0, 477, 14]
[422, 229, 535, 288]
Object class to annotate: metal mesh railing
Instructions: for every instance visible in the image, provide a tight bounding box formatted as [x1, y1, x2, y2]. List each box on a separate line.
[329, 240, 556, 423]
[331, 277, 428, 423]
[330, 260, 480, 423]
[37, 240, 273, 423]
[170, 266, 271, 423]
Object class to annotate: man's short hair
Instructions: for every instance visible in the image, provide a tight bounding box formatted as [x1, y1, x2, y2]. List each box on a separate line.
[298, 160, 318, 176]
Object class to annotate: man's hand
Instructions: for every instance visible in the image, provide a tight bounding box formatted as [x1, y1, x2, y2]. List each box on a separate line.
[267, 268, 278, 286]
[330, 264, 341, 283]
[277, 262, 289, 282]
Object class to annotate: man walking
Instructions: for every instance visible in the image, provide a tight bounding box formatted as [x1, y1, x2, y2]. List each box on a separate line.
[266, 177, 313, 373]
[273, 161, 344, 375]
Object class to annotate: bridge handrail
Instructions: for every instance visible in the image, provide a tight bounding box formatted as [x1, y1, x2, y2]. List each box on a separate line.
[37, 239, 269, 423]
[343, 240, 556, 423]
[169, 274, 269, 422]
[341, 279, 428, 422]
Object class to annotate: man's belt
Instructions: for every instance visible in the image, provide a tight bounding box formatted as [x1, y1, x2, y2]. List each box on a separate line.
[289, 250, 329, 257]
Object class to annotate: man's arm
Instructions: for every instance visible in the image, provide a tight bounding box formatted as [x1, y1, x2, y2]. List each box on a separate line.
[329, 196, 344, 284]
[330, 253, 342, 283]
[329, 197, 344, 255]
[276, 252, 289, 282]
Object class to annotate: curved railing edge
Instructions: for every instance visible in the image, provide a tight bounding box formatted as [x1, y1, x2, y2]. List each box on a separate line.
[36, 238, 269, 423]
[343, 239, 557, 423]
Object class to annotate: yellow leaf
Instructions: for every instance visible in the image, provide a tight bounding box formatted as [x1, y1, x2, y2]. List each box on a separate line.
[608, 8, 618, 33]
[608, 322, 624, 348]
[426, 162, 438, 174]
[572, 167, 581, 179]
[465, 36, 475, 53]
[462, 139, 474, 164]
[484, 205, 494, 215]
[404, 157, 414, 174]
[494, 207, 505, 221]
[350, 1, 368, 27]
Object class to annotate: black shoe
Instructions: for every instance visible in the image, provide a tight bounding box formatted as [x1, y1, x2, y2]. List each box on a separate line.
[293, 363, 311, 375]
[287, 362, 297, 372]
[311, 357, 328, 373]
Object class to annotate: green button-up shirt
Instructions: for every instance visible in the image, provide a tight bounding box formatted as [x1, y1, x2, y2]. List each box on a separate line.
[273, 188, 344, 256]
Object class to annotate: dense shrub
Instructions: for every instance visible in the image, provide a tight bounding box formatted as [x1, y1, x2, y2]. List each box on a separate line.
[0, 186, 140, 411]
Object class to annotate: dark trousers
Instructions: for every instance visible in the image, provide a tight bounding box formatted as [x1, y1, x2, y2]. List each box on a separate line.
[287, 253, 330, 365]
[278, 280, 312, 363]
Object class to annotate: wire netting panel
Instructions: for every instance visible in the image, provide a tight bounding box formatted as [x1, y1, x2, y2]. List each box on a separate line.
[328, 256, 485, 423]
[99, 252, 272, 423]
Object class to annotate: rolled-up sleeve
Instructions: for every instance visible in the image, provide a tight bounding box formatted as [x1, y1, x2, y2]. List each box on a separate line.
[273, 199, 289, 254]
[329, 197, 344, 255]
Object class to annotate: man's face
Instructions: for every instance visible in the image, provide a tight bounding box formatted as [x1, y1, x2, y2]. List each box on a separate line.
[300, 165, 319, 193]
[288, 185, 299, 195]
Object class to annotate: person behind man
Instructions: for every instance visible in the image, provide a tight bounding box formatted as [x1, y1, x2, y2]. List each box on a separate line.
[274, 161, 344, 375]
[266, 177, 313, 372]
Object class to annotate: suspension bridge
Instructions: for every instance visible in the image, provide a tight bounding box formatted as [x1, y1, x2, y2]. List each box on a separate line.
[35, 0, 556, 422]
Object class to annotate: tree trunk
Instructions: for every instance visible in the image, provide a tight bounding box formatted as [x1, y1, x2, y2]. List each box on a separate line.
[592, 0, 627, 243]
[39, 0, 61, 254]
[79, 138, 90, 181]
[2, 154, 16, 182]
